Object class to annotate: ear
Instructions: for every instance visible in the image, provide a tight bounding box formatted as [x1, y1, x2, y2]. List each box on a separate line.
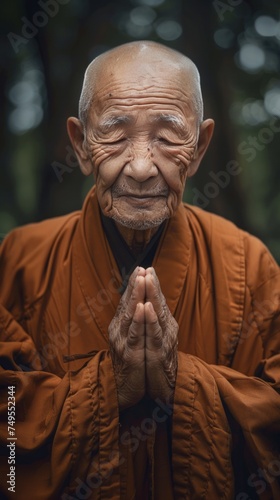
[67, 117, 93, 176]
[188, 119, 215, 177]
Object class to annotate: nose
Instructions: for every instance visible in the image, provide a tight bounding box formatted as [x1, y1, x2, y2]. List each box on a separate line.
[123, 145, 158, 183]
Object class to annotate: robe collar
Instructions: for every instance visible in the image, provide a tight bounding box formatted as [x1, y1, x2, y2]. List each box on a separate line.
[100, 210, 166, 294]
[73, 186, 191, 340]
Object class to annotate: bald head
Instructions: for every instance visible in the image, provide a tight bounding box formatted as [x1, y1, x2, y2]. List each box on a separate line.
[78, 41, 203, 127]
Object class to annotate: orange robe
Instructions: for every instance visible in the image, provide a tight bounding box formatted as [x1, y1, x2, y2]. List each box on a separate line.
[0, 186, 279, 499]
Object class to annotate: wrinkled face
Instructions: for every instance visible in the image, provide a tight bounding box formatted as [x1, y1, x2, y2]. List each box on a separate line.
[84, 58, 199, 230]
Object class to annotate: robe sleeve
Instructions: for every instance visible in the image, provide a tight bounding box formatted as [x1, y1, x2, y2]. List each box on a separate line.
[0, 303, 120, 499]
[172, 266, 280, 500]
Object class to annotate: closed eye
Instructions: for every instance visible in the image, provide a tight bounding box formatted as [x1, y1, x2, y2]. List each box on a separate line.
[157, 137, 181, 146]
[106, 137, 127, 145]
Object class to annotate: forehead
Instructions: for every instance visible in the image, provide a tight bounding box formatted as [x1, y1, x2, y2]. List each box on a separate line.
[91, 56, 195, 117]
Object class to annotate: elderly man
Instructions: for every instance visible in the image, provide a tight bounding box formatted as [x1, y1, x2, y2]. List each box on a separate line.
[0, 41, 279, 500]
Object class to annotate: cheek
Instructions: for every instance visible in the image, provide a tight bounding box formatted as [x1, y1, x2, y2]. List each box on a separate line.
[155, 146, 193, 193]
[89, 145, 130, 213]
[90, 145, 128, 187]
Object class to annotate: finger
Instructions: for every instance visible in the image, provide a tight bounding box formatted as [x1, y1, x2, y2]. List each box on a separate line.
[124, 266, 146, 300]
[145, 267, 154, 276]
[137, 266, 146, 277]
[134, 299, 145, 322]
[145, 302, 163, 350]
[122, 266, 140, 303]
[145, 271, 166, 322]
[131, 276, 146, 306]
[110, 300, 145, 358]
[120, 266, 145, 313]
[126, 303, 145, 350]
[121, 276, 146, 332]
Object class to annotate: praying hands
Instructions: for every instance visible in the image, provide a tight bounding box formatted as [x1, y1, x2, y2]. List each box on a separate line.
[109, 266, 179, 410]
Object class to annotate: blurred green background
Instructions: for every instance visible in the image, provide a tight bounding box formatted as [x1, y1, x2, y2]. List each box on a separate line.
[1, 0, 280, 261]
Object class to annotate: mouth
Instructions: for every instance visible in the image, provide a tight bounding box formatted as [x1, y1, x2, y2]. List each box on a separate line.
[122, 194, 164, 198]
[118, 194, 166, 207]
[117, 191, 168, 198]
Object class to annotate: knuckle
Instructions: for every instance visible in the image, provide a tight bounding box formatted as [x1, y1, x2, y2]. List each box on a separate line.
[150, 328, 163, 349]
[158, 309, 166, 323]
[120, 312, 132, 330]
[123, 311, 131, 323]
[148, 316, 161, 331]
[108, 322, 118, 341]
[128, 320, 143, 342]
[153, 324, 162, 338]
[127, 330, 139, 348]
[157, 299, 168, 323]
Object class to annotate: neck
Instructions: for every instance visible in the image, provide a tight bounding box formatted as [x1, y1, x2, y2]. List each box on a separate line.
[115, 223, 159, 256]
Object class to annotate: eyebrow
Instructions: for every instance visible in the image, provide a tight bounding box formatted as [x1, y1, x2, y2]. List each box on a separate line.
[99, 115, 132, 132]
[153, 113, 185, 129]
[152, 114, 186, 133]
[98, 113, 186, 134]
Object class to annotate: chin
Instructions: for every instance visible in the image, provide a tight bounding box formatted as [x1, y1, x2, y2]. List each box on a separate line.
[111, 213, 169, 230]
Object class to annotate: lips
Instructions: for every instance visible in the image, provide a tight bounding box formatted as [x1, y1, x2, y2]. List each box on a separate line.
[117, 189, 168, 198]
[120, 194, 166, 198]
[119, 196, 163, 209]
[112, 182, 169, 200]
